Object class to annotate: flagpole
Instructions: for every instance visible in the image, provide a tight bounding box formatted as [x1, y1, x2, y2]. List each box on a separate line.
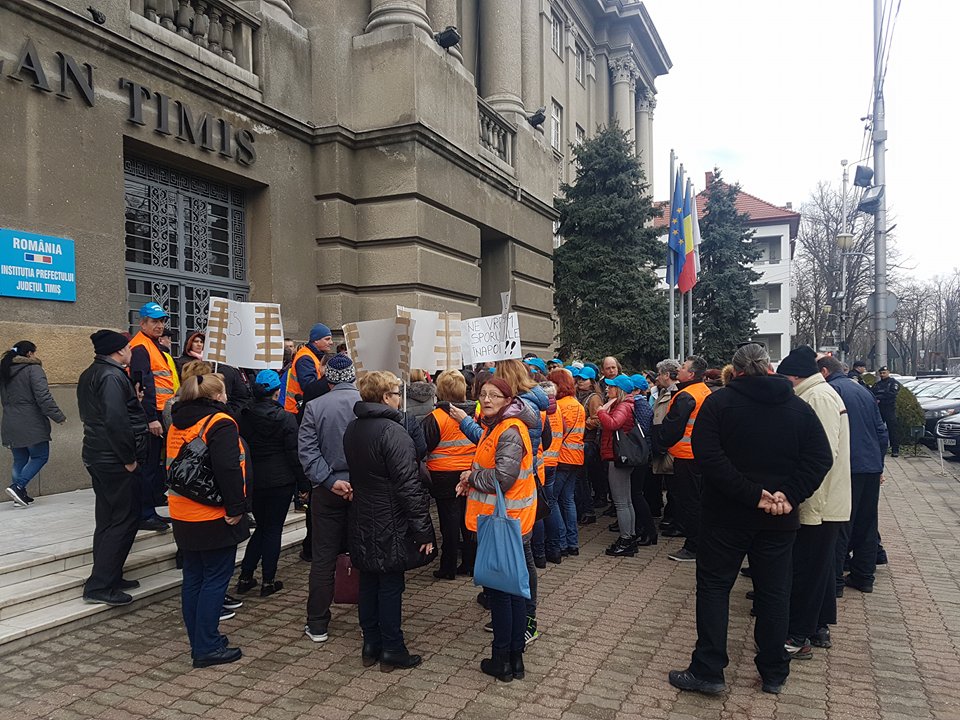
[668, 150, 675, 360]
[678, 164, 685, 361]
[686, 177, 695, 355]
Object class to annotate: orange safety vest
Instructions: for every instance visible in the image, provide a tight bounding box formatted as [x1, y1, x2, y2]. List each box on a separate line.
[284, 346, 322, 413]
[557, 395, 586, 465]
[165, 412, 246, 522]
[465, 418, 536, 535]
[667, 381, 712, 460]
[541, 410, 563, 468]
[129, 332, 177, 410]
[425, 408, 476, 472]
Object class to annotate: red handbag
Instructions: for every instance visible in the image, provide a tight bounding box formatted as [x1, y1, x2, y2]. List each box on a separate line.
[333, 553, 359, 604]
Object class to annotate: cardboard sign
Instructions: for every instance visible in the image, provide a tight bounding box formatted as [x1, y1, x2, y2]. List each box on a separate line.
[461, 312, 521, 364]
[202, 298, 284, 369]
[342, 317, 414, 379]
[396, 306, 463, 373]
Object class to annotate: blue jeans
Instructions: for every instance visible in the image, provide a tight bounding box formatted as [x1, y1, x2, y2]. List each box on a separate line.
[181, 545, 237, 657]
[532, 466, 558, 558]
[554, 464, 580, 550]
[358, 570, 406, 653]
[10, 442, 50, 490]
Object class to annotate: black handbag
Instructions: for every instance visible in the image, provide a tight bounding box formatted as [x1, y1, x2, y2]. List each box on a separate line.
[533, 470, 550, 521]
[166, 415, 224, 506]
[404, 534, 438, 570]
[613, 422, 651, 468]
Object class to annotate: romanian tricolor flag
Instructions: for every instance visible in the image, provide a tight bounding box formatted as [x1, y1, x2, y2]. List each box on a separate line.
[678, 182, 699, 294]
[667, 170, 686, 286]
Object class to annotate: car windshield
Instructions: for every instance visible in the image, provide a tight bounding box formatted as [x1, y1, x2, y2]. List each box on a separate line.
[903, 379, 939, 395]
[916, 381, 960, 399]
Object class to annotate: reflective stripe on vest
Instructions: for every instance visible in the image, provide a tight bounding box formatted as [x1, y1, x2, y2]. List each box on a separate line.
[284, 346, 321, 413]
[165, 412, 246, 522]
[667, 381, 712, 460]
[129, 332, 178, 409]
[425, 408, 476, 472]
[465, 417, 536, 535]
[557, 396, 586, 465]
[541, 410, 563, 467]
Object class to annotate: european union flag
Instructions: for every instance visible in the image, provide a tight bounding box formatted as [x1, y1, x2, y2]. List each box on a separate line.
[668, 170, 686, 286]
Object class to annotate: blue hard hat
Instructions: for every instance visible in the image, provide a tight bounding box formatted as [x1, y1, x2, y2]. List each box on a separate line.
[608, 375, 635, 393]
[139, 302, 168, 319]
[255, 369, 282, 393]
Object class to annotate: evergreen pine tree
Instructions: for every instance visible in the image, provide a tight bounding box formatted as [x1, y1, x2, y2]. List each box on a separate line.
[693, 168, 762, 366]
[554, 125, 666, 367]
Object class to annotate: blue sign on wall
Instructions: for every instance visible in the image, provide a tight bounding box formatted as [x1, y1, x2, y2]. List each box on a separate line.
[0, 228, 77, 302]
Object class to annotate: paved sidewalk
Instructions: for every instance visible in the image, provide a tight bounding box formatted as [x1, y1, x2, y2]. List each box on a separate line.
[2, 452, 959, 720]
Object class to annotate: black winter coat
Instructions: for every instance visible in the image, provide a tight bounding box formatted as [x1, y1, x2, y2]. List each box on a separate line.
[239, 398, 310, 493]
[77, 357, 148, 466]
[691, 374, 833, 532]
[343, 402, 436, 573]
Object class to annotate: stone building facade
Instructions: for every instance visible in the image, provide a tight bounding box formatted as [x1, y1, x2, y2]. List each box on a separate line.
[0, 0, 669, 494]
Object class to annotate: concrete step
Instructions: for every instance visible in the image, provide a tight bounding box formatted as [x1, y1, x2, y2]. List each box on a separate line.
[0, 510, 307, 655]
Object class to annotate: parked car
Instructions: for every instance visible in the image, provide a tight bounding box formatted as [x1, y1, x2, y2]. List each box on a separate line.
[917, 380, 960, 443]
[934, 414, 960, 455]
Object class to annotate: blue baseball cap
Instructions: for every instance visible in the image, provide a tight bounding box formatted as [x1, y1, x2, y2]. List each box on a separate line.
[549, 358, 563, 365]
[578, 366, 597, 380]
[524, 357, 547, 374]
[139, 302, 168, 319]
[609, 375, 635, 393]
[630, 374, 649, 392]
[565, 365, 581, 378]
[255, 369, 282, 393]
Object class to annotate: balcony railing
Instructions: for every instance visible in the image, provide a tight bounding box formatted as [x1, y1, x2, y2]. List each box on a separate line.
[130, 0, 260, 72]
[478, 98, 515, 167]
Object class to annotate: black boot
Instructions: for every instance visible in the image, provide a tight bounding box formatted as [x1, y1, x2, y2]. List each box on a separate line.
[509, 650, 525, 680]
[636, 532, 658, 546]
[235, 575, 257, 594]
[362, 642, 382, 667]
[605, 536, 637, 557]
[260, 580, 283, 597]
[481, 650, 514, 682]
[380, 649, 422, 672]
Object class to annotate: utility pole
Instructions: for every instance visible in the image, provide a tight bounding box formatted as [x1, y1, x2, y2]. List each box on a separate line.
[839, 160, 849, 364]
[669, 150, 675, 360]
[873, 0, 888, 368]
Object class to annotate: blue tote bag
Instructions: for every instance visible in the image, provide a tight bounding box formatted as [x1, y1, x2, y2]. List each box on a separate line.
[473, 480, 531, 599]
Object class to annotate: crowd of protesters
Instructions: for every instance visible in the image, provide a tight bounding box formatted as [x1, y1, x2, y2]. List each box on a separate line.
[0, 303, 900, 691]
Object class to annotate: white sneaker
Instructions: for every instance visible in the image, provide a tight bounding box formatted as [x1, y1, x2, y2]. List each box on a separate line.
[219, 608, 236, 621]
[6, 487, 28, 508]
[304, 625, 328, 643]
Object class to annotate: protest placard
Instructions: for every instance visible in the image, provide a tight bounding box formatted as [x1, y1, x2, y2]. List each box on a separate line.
[396, 306, 462, 373]
[342, 317, 413, 378]
[461, 312, 521, 364]
[202, 298, 284, 368]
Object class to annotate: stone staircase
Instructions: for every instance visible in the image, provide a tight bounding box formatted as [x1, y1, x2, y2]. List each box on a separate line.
[0, 490, 307, 656]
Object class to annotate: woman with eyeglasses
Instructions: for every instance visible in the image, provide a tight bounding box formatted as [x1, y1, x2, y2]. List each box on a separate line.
[343, 371, 436, 672]
[456, 377, 536, 682]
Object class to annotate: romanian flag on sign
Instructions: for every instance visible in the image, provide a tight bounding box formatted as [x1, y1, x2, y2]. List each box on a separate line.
[678, 182, 698, 294]
[668, 170, 686, 286]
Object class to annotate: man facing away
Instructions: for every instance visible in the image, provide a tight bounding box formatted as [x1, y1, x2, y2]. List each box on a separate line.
[128, 302, 178, 531]
[777, 346, 851, 658]
[657, 355, 711, 563]
[298, 354, 361, 642]
[669, 342, 832, 696]
[77, 330, 149, 606]
[818, 355, 888, 595]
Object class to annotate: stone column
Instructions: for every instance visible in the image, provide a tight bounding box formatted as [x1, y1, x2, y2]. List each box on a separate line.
[427, 0, 462, 61]
[646, 94, 656, 190]
[479, 0, 524, 116]
[609, 56, 637, 132]
[520, 0, 541, 112]
[585, 49, 595, 136]
[366, 0, 432, 36]
[636, 89, 652, 180]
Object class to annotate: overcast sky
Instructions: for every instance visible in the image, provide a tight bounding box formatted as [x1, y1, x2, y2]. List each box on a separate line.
[645, 0, 956, 281]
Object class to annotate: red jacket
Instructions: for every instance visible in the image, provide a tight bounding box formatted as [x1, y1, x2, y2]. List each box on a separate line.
[597, 396, 636, 462]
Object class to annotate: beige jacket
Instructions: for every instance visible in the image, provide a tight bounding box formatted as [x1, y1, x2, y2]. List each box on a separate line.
[651, 383, 676, 475]
[794, 374, 852, 525]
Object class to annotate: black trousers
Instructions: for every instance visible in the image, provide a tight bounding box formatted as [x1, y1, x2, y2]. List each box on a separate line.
[672, 459, 702, 553]
[645, 472, 664, 518]
[629, 464, 657, 540]
[240, 485, 293, 582]
[358, 570, 406, 652]
[84, 463, 141, 594]
[879, 404, 899, 453]
[837, 473, 881, 589]
[139, 433, 165, 521]
[689, 524, 795, 686]
[306, 486, 349, 632]
[434, 495, 467, 576]
[789, 522, 841, 640]
[585, 440, 609, 504]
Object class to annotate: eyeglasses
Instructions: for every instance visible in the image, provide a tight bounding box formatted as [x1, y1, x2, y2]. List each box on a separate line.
[386, 391, 401, 397]
[478, 392, 506, 401]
